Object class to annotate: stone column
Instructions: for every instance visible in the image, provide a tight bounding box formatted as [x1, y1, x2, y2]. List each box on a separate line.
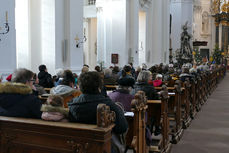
[127, 0, 139, 67]
[96, 0, 128, 68]
[150, 0, 163, 64]
[55, 0, 84, 74]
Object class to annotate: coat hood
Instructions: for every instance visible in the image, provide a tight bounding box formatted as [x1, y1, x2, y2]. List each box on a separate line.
[50, 85, 77, 97]
[40, 104, 69, 117]
[0, 82, 32, 95]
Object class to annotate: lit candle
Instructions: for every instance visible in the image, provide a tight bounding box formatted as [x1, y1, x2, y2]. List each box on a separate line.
[6, 11, 8, 23]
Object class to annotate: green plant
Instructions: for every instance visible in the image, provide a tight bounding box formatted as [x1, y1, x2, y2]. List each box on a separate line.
[193, 47, 202, 64]
[212, 44, 223, 65]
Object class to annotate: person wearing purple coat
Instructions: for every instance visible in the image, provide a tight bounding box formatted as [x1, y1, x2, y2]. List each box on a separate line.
[108, 77, 135, 112]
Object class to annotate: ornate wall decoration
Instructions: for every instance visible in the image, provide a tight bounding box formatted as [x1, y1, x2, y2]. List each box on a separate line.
[202, 11, 209, 34]
[139, 0, 152, 8]
[211, 0, 220, 15]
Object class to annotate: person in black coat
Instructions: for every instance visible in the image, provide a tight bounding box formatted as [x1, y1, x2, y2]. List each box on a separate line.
[68, 72, 128, 153]
[0, 68, 42, 118]
[69, 71, 128, 134]
[131, 70, 159, 100]
[38, 64, 54, 88]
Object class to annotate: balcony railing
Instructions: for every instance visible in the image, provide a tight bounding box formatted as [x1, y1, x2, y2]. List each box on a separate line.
[88, 0, 96, 5]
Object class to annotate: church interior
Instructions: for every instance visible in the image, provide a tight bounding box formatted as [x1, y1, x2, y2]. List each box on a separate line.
[0, 0, 229, 153]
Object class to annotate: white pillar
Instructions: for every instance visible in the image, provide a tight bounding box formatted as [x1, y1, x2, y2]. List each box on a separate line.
[96, 0, 127, 67]
[127, 0, 139, 67]
[219, 24, 222, 50]
[96, 7, 105, 66]
[69, 0, 84, 73]
[151, 0, 163, 64]
[55, 0, 84, 74]
[55, 0, 66, 69]
[162, 0, 170, 63]
[0, 0, 16, 76]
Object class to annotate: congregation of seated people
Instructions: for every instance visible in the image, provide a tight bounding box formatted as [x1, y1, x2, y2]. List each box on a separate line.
[0, 61, 224, 153]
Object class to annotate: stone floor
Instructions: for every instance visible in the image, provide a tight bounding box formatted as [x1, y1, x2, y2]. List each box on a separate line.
[126, 74, 229, 153]
[171, 73, 229, 153]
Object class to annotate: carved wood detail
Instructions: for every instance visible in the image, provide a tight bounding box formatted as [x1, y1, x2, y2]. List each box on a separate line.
[67, 140, 89, 153]
[97, 104, 115, 128]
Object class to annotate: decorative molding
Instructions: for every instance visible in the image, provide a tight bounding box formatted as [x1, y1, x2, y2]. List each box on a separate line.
[139, 0, 152, 8]
[131, 91, 147, 111]
[171, 0, 194, 4]
[97, 104, 115, 128]
[67, 140, 89, 153]
[96, 7, 103, 13]
[193, 5, 202, 13]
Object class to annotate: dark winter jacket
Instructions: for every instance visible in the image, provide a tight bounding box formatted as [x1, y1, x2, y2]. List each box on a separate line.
[38, 71, 54, 88]
[0, 82, 43, 118]
[68, 94, 128, 134]
[131, 82, 159, 100]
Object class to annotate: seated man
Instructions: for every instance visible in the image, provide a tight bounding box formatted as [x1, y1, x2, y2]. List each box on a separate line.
[68, 71, 128, 135]
[38, 64, 54, 88]
[0, 68, 42, 118]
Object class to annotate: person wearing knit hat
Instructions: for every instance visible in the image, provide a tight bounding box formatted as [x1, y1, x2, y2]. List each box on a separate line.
[108, 77, 135, 112]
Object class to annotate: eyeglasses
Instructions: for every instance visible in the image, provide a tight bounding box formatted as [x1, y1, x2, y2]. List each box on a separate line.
[29, 79, 35, 82]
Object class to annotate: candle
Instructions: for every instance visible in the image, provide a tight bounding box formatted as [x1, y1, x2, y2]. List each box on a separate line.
[6, 11, 8, 23]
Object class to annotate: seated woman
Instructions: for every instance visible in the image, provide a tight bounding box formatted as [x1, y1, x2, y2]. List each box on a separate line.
[179, 67, 193, 82]
[108, 77, 135, 112]
[104, 68, 117, 85]
[131, 70, 160, 136]
[0, 68, 42, 118]
[118, 65, 135, 80]
[131, 70, 159, 100]
[152, 74, 163, 87]
[68, 71, 128, 135]
[50, 70, 81, 108]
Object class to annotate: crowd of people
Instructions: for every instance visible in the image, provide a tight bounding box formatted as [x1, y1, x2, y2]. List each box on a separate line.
[0, 61, 225, 153]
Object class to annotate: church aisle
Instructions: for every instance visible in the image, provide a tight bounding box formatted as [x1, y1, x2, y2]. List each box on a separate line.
[171, 73, 229, 153]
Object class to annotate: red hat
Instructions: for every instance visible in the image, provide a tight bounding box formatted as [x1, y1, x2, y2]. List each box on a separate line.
[6, 74, 12, 82]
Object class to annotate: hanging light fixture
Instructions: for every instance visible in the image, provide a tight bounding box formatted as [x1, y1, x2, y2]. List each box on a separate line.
[0, 11, 10, 41]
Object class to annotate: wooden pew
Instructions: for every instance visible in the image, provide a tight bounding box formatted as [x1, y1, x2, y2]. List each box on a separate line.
[189, 78, 197, 118]
[105, 85, 118, 91]
[181, 79, 192, 129]
[0, 104, 115, 153]
[155, 82, 183, 144]
[44, 88, 51, 94]
[147, 86, 172, 153]
[125, 91, 148, 153]
[170, 81, 183, 143]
